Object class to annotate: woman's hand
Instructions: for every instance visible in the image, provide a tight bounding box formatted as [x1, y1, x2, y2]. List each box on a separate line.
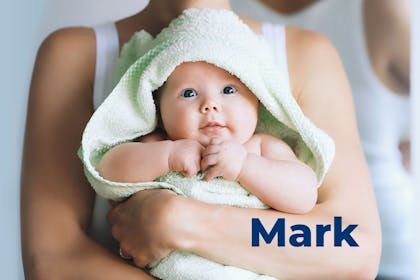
[107, 189, 182, 267]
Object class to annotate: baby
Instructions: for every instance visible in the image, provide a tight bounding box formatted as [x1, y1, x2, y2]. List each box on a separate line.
[79, 8, 334, 279]
[97, 61, 317, 216]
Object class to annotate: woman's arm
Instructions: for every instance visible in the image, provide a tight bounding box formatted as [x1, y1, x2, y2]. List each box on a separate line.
[21, 28, 153, 279]
[108, 28, 381, 279]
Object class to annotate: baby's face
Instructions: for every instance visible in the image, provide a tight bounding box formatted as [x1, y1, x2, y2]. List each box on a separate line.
[158, 62, 259, 146]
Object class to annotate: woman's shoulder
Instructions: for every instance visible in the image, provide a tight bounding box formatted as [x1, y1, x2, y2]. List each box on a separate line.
[285, 26, 342, 102]
[39, 27, 96, 61]
[285, 26, 337, 68]
[239, 18, 342, 105]
[36, 27, 96, 85]
[33, 27, 97, 102]
[29, 27, 98, 127]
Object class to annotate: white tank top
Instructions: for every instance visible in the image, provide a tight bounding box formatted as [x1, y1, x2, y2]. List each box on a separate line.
[232, 0, 411, 188]
[89, 21, 289, 248]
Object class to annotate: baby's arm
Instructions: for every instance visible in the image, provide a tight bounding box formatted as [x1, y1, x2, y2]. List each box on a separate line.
[97, 133, 203, 183]
[97, 133, 172, 182]
[240, 134, 317, 213]
[201, 134, 317, 213]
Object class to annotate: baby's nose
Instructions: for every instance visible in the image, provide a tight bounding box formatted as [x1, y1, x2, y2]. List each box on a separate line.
[200, 100, 220, 113]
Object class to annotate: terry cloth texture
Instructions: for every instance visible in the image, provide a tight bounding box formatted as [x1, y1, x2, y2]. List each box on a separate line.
[79, 8, 335, 279]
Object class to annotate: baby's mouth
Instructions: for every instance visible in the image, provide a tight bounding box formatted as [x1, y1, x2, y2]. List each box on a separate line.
[200, 122, 226, 134]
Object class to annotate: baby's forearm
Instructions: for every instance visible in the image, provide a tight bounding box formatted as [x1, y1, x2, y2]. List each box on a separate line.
[97, 141, 173, 183]
[238, 154, 317, 213]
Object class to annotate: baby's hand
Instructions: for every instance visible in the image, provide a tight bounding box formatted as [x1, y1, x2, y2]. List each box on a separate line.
[169, 139, 204, 177]
[201, 138, 247, 181]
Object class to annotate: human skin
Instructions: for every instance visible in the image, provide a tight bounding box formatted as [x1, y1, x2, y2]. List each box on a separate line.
[98, 61, 317, 214]
[21, 0, 381, 279]
[261, 0, 411, 163]
[159, 62, 260, 147]
[261, 0, 410, 93]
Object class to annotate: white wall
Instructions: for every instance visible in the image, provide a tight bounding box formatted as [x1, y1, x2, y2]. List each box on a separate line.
[0, 2, 46, 278]
[0, 1, 147, 278]
[38, 0, 148, 41]
[412, 0, 420, 273]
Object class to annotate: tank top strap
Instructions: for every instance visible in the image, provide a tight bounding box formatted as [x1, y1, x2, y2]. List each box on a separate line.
[89, 23, 121, 248]
[92, 22, 120, 110]
[261, 23, 292, 93]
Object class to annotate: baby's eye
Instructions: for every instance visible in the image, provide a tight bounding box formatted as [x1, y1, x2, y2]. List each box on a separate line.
[181, 89, 197, 98]
[222, 85, 237, 95]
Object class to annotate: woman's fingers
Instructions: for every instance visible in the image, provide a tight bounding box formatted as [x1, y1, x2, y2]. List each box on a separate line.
[119, 246, 132, 260]
[106, 203, 122, 225]
[107, 198, 129, 223]
[108, 199, 119, 207]
[132, 255, 149, 268]
[106, 190, 178, 266]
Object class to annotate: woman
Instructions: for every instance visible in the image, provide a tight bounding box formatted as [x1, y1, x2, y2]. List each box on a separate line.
[231, 0, 413, 278]
[21, 0, 381, 278]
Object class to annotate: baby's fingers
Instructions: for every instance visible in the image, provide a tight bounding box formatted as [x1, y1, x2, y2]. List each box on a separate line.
[201, 154, 219, 171]
[204, 165, 221, 181]
[202, 144, 221, 157]
[182, 162, 200, 177]
[209, 137, 223, 145]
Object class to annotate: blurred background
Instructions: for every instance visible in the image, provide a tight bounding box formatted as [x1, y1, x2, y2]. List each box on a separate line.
[1, 0, 418, 278]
